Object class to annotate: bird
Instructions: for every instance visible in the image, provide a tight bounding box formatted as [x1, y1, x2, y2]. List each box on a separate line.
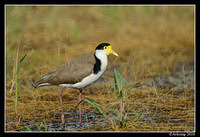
[32, 43, 118, 125]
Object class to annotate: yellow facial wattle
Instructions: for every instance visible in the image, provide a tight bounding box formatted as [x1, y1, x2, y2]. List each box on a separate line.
[104, 46, 119, 56]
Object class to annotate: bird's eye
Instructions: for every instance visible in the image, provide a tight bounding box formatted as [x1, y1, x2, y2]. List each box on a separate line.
[104, 46, 107, 49]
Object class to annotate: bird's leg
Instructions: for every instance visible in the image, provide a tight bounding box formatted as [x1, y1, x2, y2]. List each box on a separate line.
[78, 90, 82, 125]
[59, 87, 67, 124]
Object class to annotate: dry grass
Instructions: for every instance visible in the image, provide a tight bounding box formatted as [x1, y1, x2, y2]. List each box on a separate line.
[5, 5, 195, 132]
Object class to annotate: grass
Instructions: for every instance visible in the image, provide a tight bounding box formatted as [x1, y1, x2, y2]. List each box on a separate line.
[8, 53, 27, 128]
[113, 69, 142, 127]
[5, 5, 194, 132]
[76, 69, 145, 130]
[23, 119, 48, 132]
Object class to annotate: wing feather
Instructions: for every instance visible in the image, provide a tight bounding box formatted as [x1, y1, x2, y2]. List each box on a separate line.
[34, 55, 96, 87]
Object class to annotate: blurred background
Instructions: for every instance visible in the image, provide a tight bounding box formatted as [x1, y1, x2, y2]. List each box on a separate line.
[5, 5, 194, 131]
[6, 5, 194, 81]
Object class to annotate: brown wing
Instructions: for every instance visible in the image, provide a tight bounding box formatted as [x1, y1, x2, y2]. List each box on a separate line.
[34, 55, 96, 86]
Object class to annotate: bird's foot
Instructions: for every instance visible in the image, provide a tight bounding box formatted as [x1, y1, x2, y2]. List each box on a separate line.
[61, 113, 65, 124]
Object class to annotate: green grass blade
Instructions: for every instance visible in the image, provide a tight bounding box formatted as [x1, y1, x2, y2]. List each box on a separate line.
[118, 71, 123, 92]
[133, 113, 144, 122]
[116, 109, 121, 121]
[114, 69, 120, 90]
[16, 54, 27, 75]
[118, 73, 123, 99]
[43, 119, 47, 131]
[123, 81, 141, 98]
[23, 127, 32, 131]
[103, 105, 117, 113]
[128, 113, 144, 125]
[123, 85, 135, 98]
[113, 78, 116, 100]
[114, 69, 122, 97]
[32, 82, 38, 88]
[124, 113, 128, 121]
[104, 105, 121, 121]
[124, 79, 128, 85]
[76, 98, 103, 114]
[14, 54, 27, 115]
[84, 98, 103, 114]
[35, 124, 41, 131]
[75, 100, 84, 108]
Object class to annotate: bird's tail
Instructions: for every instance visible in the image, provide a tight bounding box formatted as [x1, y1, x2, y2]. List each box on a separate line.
[32, 73, 53, 88]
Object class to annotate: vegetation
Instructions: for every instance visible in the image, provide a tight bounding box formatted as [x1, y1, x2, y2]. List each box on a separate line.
[8, 52, 27, 128]
[5, 5, 194, 132]
[76, 69, 142, 130]
[23, 119, 48, 132]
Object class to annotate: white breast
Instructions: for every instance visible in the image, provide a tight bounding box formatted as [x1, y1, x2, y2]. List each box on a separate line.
[59, 50, 108, 89]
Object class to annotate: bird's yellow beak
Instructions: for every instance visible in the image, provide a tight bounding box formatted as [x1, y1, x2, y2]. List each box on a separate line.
[105, 46, 119, 56]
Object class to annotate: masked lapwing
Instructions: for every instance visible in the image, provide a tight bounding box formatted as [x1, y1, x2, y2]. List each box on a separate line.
[33, 43, 118, 125]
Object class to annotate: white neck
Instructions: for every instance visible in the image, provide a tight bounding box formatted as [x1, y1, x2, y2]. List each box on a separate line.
[95, 50, 108, 72]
